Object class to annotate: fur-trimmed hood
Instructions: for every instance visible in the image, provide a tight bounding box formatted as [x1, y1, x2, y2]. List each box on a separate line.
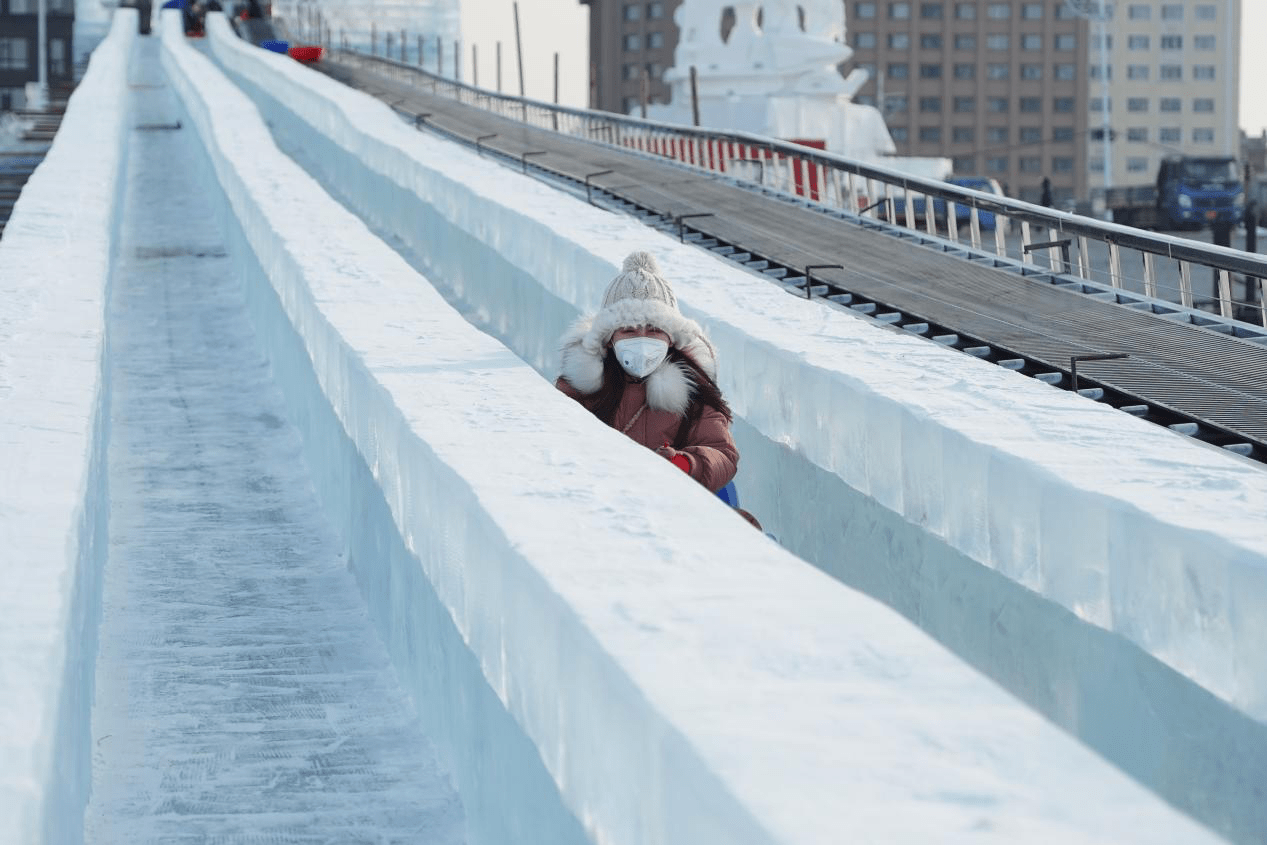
[558, 314, 719, 416]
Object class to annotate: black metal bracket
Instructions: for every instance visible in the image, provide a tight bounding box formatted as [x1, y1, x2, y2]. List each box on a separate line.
[413, 112, 432, 128]
[676, 212, 714, 242]
[475, 133, 497, 156]
[1025, 238, 1074, 272]
[804, 264, 843, 300]
[521, 150, 547, 173]
[859, 198, 887, 215]
[1070, 352, 1130, 393]
[585, 169, 614, 205]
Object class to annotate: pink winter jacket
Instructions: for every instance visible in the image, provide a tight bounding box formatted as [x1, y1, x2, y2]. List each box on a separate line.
[555, 375, 739, 493]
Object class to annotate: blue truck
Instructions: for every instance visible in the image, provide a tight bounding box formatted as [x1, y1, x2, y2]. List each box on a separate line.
[1106, 155, 1243, 231]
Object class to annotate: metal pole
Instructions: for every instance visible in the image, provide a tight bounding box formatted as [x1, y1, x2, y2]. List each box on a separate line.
[455, 39, 461, 81]
[554, 52, 560, 104]
[437, 35, 443, 76]
[472, 44, 478, 87]
[513, 1, 526, 97]
[496, 42, 502, 92]
[640, 67, 648, 118]
[35, 0, 47, 108]
[689, 65, 700, 126]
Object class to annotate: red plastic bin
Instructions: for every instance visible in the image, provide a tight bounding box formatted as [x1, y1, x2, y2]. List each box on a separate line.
[288, 45, 323, 63]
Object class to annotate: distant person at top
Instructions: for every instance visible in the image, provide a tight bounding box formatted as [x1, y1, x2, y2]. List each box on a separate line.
[246, 0, 263, 17]
[555, 251, 738, 494]
[1040, 176, 1053, 208]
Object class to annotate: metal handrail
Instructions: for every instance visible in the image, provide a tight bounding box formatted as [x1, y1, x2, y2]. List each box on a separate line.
[327, 43, 1267, 328]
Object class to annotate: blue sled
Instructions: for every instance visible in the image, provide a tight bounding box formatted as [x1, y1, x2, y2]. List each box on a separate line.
[716, 480, 740, 507]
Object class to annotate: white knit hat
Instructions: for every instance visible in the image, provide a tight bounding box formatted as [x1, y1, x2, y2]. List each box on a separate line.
[586, 251, 696, 349]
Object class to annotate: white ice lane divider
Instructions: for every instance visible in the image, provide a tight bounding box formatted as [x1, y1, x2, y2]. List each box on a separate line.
[163, 12, 1224, 845]
[81, 33, 465, 844]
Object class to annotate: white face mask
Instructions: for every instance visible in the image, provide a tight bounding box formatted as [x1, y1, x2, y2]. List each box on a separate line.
[613, 336, 669, 379]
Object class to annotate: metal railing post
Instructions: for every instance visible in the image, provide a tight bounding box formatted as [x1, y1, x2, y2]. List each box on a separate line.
[804, 264, 843, 300]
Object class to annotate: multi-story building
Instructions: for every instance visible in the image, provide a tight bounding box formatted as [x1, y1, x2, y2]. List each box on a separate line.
[578, 1, 1240, 206]
[0, 0, 75, 110]
[579, 0, 682, 114]
[1089, 0, 1240, 197]
[847, 1, 1090, 204]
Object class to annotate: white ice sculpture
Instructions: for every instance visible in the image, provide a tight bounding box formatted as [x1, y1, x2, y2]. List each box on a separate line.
[648, 0, 948, 178]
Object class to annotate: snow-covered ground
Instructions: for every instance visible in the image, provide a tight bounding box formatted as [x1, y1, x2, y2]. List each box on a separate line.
[1, 7, 1264, 844]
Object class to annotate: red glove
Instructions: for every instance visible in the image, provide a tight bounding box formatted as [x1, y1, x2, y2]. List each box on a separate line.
[656, 442, 692, 475]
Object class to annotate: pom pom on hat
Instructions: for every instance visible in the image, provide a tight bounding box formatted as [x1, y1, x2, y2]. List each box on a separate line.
[600, 251, 678, 311]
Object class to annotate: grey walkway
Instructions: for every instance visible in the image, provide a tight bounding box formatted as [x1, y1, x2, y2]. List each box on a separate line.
[83, 37, 464, 844]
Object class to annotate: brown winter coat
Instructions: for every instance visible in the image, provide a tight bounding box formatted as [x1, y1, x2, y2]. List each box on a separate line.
[556, 375, 739, 493]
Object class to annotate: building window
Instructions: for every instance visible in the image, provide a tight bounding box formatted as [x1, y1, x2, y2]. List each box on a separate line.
[1159, 64, 1182, 80]
[887, 63, 910, 80]
[1161, 4, 1182, 20]
[1019, 156, 1042, 173]
[1090, 65, 1112, 80]
[955, 34, 977, 50]
[987, 126, 1009, 143]
[856, 1, 878, 17]
[1089, 97, 1110, 113]
[1127, 127, 1148, 142]
[889, 33, 911, 49]
[1020, 96, 1042, 112]
[623, 34, 640, 50]
[952, 155, 977, 172]
[921, 3, 944, 18]
[1194, 35, 1216, 50]
[1128, 4, 1150, 19]
[647, 2, 665, 19]
[1127, 157, 1149, 172]
[988, 96, 1009, 113]
[954, 2, 975, 19]
[1088, 158, 1104, 173]
[891, 127, 909, 141]
[648, 32, 665, 48]
[1160, 97, 1181, 112]
[623, 3, 641, 20]
[920, 63, 943, 79]
[920, 33, 943, 49]
[8, 0, 37, 11]
[1021, 3, 1043, 19]
[1193, 65, 1216, 81]
[1053, 2, 1077, 19]
[0, 37, 28, 70]
[1092, 34, 1113, 50]
[646, 62, 662, 77]
[986, 156, 1008, 173]
[920, 126, 943, 142]
[1020, 126, 1042, 142]
[1195, 5, 1216, 20]
[623, 63, 640, 80]
[920, 96, 942, 112]
[1051, 126, 1074, 142]
[953, 96, 975, 112]
[1159, 127, 1181, 143]
[1054, 64, 1076, 81]
[622, 96, 640, 113]
[1127, 97, 1148, 112]
[1193, 128, 1215, 143]
[987, 63, 1009, 80]
[890, 2, 911, 19]
[1054, 34, 1077, 50]
[1128, 35, 1150, 50]
[953, 63, 975, 79]
[1160, 35, 1182, 50]
[1053, 97, 1074, 112]
[1021, 34, 1042, 50]
[856, 32, 877, 49]
[986, 34, 1010, 50]
[953, 126, 975, 142]
[1021, 64, 1043, 80]
[1193, 98, 1214, 113]
[986, 2, 1010, 18]
[1052, 157, 1074, 173]
[1127, 65, 1149, 80]
[888, 95, 909, 113]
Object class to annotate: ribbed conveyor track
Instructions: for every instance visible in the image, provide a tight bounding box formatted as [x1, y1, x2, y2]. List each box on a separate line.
[313, 54, 1267, 463]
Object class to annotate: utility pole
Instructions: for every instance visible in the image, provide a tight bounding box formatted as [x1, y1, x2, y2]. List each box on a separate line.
[513, 2, 525, 97]
[34, 0, 48, 110]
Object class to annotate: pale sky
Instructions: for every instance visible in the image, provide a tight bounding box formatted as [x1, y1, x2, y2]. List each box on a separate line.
[463, 0, 1267, 133]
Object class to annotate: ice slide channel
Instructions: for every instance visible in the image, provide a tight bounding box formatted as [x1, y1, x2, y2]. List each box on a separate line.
[167, 10, 1218, 843]
[206, 13, 1267, 844]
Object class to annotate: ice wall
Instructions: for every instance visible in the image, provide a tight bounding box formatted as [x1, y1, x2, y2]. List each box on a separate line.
[163, 13, 1230, 844]
[206, 19, 1267, 842]
[0, 12, 134, 845]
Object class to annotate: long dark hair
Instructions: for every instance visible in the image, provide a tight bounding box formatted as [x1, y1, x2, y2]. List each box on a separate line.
[586, 347, 731, 448]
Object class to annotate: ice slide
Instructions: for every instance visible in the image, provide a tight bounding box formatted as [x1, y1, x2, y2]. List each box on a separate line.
[0, 9, 1252, 845]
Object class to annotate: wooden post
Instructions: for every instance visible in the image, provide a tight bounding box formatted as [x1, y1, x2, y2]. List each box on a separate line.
[689, 65, 700, 126]
[513, 1, 526, 97]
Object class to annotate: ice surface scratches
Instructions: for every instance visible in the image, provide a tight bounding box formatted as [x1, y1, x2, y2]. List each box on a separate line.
[82, 34, 463, 844]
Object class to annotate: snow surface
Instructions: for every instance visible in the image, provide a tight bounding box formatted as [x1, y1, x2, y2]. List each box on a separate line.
[0, 12, 133, 844]
[161, 12, 1227, 843]
[205, 18, 1267, 841]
